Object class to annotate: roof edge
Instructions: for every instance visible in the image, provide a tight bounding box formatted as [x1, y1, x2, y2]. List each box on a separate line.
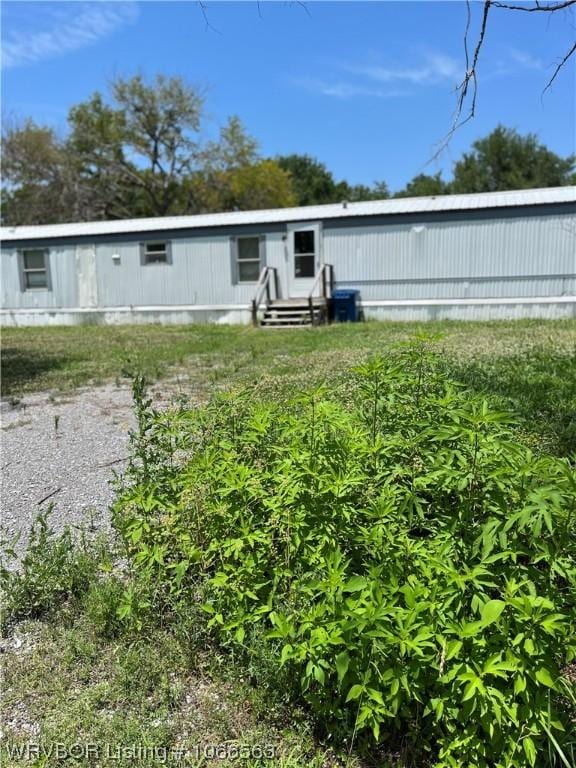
[2, 186, 574, 243]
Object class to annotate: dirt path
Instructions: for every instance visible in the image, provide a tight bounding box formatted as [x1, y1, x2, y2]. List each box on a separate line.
[1, 384, 136, 556]
[1, 380, 195, 560]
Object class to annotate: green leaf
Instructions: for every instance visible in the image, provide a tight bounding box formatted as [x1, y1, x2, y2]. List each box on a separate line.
[482, 655, 518, 677]
[540, 613, 568, 635]
[523, 736, 537, 767]
[313, 665, 326, 685]
[481, 599, 506, 625]
[460, 620, 486, 638]
[535, 667, 556, 689]
[346, 684, 364, 702]
[367, 687, 385, 706]
[445, 640, 462, 660]
[514, 675, 526, 694]
[335, 651, 350, 683]
[524, 638, 536, 655]
[343, 575, 367, 593]
[130, 526, 143, 543]
[461, 680, 480, 702]
[280, 644, 293, 665]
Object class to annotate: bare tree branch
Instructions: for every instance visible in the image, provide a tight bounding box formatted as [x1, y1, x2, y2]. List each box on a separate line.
[432, 0, 492, 160]
[492, 0, 576, 12]
[544, 39, 576, 91]
[197, 1, 222, 35]
[432, 0, 575, 158]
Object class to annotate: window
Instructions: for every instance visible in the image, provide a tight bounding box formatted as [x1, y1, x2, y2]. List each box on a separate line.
[236, 236, 261, 282]
[294, 230, 315, 278]
[20, 249, 50, 290]
[140, 241, 172, 265]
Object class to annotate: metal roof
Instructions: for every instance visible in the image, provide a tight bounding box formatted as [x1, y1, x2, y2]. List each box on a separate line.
[1, 186, 574, 242]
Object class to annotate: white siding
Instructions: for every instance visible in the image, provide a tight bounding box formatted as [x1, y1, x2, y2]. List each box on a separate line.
[94, 233, 285, 307]
[1, 246, 77, 309]
[324, 214, 576, 301]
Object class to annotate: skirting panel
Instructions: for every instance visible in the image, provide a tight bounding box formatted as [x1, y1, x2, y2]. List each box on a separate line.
[361, 300, 576, 322]
[0, 306, 252, 327]
[1, 298, 574, 326]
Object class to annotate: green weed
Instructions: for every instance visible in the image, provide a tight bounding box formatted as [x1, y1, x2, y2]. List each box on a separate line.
[0, 510, 106, 632]
[114, 338, 576, 767]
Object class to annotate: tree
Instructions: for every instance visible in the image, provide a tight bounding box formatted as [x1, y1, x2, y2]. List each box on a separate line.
[394, 173, 450, 198]
[67, 74, 205, 218]
[1, 75, 298, 225]
[450, 125, 575, 193]
[207, 115, 259, 170]
[277, 154, 389, 206]
[182, 119, 295, 213]
[1, 120, 74, 225]
[226, 160, 297, 210]
[66, 93, 134, 219]
[276, 154, 340, 206]
[337, 180, 390, 202]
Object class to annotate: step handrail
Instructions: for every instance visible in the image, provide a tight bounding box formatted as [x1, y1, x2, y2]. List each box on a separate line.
[251, 266, 278, 326]
[307, 263, 334, 325]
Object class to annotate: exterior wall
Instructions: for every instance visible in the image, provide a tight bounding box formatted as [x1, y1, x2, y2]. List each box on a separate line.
[2, 205, 574, 325]
[1, 231, 286, 322]
[94, 233, 286, 307]
[1, 245, 78, 310]
[0, 307, 251, 327]
[360, 298, 575, 322]
[323, 212, 576, 301]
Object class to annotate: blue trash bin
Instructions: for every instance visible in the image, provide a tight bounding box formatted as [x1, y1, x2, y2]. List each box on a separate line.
[331, 289, 361, 322]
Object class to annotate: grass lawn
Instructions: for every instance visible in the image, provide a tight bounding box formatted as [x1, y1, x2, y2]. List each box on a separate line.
[2, 615, 337, 768]
[2, 319, 576, 767]
[3, 319, 576, 454]
[2, 320, 575, 398]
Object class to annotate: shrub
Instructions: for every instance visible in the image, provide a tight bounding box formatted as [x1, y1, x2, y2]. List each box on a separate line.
[114, 341, 576, 767]
[449, 348, 576, 457]
[82, 575, 127, 639]
[1, 509, 104, 632]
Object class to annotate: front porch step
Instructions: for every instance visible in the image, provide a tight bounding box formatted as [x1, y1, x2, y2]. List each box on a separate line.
[261, 316, 317, 326]
[264, 310, 323, 319]
[260, 297, 328, 328]
[268, 298, 327, 309]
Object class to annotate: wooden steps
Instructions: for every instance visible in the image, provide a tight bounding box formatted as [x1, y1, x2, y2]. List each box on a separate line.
[260, 298, 328, 328]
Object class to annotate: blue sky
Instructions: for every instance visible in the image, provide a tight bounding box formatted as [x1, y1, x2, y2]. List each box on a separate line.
[2, 1, 575, 192]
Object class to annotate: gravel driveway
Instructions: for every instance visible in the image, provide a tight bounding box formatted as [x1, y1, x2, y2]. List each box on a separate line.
[1, 383, 139, 559]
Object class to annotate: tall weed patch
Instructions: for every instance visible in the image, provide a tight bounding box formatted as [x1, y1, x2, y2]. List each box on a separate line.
[114, 342, 576, 767]
[449, 348, 576, 457]
[1, 510, 109, 632]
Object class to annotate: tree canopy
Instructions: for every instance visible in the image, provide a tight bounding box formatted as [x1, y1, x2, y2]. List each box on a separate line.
[2, 76, 574, 227]
[1, 75, 294, 224]
[276, 154, 389, 207]
[450, 125, 575, 193]
[393, 126, 574, 198]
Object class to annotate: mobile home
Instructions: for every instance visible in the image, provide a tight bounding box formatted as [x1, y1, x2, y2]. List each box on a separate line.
[1, 186, 574, 326]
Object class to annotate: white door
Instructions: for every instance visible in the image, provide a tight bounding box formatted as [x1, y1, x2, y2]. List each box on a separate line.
[286, 222, 322, 297]
[76, 245, 98, 307]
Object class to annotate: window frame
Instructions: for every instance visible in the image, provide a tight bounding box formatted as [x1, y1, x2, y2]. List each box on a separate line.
[231, 235, 265, 285]
[139, 241, 173, 266]
[18, 248, 51, 292]
[293, 230, 316, 279]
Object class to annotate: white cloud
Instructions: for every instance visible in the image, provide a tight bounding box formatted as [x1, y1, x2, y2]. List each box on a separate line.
[293, 76, 406, 100]
[2, 2, 138, 69]
[292, 52, 462, 100]
[508, 47, 544, 71]
[345, 53, 461, 86]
